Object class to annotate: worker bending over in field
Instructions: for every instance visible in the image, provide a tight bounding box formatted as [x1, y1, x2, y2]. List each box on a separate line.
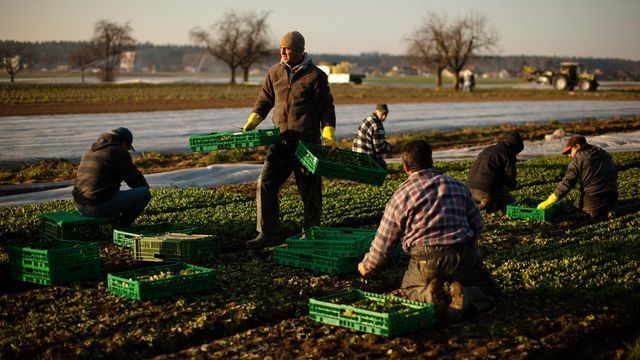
[358, 141, 497, 321]
[467, 132, 524, 212]
[241, 30, 337, 249]
[352, 103, 393, 169]
[73, 127, 151, 227]
[537, 135, 618, 220]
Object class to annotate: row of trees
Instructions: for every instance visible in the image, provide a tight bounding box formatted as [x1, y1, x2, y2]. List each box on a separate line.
[2, 10, 497, 89]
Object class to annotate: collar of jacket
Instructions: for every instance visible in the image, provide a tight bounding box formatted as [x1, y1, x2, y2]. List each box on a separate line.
[281, 53, 313, 82]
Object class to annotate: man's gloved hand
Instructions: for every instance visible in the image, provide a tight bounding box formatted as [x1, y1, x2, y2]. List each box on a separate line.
[242, 113, 262, 131]
[322, 126, 336, 149]
[537, 194, 558, 209]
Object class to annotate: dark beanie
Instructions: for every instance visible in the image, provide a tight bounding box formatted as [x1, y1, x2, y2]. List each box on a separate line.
[280, 31, 305, 50]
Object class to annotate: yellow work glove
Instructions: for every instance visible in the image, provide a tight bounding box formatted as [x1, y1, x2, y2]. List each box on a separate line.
[242, 113, 262, 131]
[322, 126, 336, 149]
[537, 194, 558, 209]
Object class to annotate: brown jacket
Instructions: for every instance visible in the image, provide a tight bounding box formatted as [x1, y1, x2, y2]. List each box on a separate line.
[72, 133, 148, 206]
[252, 54, 336, 142]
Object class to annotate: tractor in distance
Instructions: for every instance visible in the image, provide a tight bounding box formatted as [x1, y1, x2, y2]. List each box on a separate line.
[523, 62, 598, 91]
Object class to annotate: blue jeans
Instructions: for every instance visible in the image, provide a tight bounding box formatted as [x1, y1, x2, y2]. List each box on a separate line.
[77, 187, 151, 227]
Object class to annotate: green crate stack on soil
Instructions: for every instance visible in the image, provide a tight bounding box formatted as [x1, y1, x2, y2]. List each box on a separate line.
[295, 141, 388, 186]
[133, 232, 219, 263]
[107, 262, 215, 300]
[309, 289, 436, 336]
[273, 227, 376, 275]
[189, 128, 281, 152]
[506, 198, 562, 222]
[113, 222, 199, 248]
[39, 211, 117, 241]
[8, 240, 101, 285]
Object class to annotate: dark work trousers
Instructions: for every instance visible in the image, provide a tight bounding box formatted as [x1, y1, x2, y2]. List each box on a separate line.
[256, 141, 322, 237]
[470, 187, 515, 213]
[76, 186, 152, 227]
[402, 242, 498, 313]
[576, 191, 618, 220]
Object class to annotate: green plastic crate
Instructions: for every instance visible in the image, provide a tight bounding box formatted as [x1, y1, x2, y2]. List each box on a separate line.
[295, 141, 388, 186]
[113, 222, 199, 248]
[189, 128, 281, 152]
[8, 240, 101, 285]
[133, 233, 219, 263]
[506, 198, 561, 222]
[40, 211, 117, 241]
[272, 246, 359, 275]
[309, 289, 436, 337]
[107, 263, 215, 300]
[285, 227, 376, 257]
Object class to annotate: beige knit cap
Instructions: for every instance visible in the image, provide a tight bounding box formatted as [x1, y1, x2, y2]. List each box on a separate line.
[280, 31, 305, 50]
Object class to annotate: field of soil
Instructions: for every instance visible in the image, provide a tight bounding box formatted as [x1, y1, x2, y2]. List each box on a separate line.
[1, 82, 639, 117]
[1, 82, 639, 359]
[1, 152, 639, 359]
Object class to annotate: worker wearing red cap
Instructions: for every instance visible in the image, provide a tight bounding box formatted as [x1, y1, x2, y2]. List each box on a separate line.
[537, 135, 618, 220]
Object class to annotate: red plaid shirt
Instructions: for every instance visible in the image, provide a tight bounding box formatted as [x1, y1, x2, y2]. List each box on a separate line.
[362, 169, 482, 271]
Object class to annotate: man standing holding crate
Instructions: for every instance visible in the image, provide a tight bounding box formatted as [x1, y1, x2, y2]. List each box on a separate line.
[358, 141, 497, 321]
[242, 31, 337, 249]
[73, 127, 151, 227]
[352, 103, 393, 169]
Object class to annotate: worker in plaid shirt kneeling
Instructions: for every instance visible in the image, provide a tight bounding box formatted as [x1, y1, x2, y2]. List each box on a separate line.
[358, 140, 498, 321]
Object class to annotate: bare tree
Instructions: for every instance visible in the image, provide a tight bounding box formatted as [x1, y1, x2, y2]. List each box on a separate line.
[409, 12, 499, 90]
[70, 44, 97, 83]
[238, 11, 271, 83]
[1, 42, 24, 82]
[191, 10, 272, 84]
[92, 20, 136, 82]
[406, 22, 447, 89]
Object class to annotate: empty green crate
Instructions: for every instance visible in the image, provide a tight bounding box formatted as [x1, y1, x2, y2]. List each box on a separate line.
[40, 211, 117, 241]
[11, 262, 101, 286]
[309, 289, 436, 337]
[113, 222, 199, 248]
[8, 240, 101, 285]
[272, 246, 359, 275]
[506, 198, 561, 222]
[107, 263, 215, 300]
[189, 128, 281, 152]
[133, 233, 219, 262]
[295, 141, 388, 186]
[285, 227, 376, 257]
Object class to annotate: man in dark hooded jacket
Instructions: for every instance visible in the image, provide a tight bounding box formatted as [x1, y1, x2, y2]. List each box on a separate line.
[467, 132, 524, 212]
[72, 127, 151, 227]
[537, 135, 617, 220]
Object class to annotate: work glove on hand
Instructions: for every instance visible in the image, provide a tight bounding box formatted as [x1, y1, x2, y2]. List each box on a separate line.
[322, 126, 336, 149]
[537, 194, 558, 209]
[242, 113, 262, 131]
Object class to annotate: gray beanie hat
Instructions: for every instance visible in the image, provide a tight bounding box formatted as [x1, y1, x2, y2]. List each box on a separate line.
[280, 31, 305, 50]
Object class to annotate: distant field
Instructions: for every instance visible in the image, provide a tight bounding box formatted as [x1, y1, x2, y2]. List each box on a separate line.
[1, 82, 639, 117]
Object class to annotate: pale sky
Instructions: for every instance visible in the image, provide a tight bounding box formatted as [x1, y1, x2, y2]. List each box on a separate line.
[1, 0, 639, 60]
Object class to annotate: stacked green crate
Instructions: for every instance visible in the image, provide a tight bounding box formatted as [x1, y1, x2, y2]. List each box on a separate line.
[272, 227, 376, 275]
[8, 240, 101, 285]
[133, 233, 219, 263]
[39, 211, 117, 241]
[309, 289, 436, 336]
[107, 263, 215, 300]
[295, 141, 387, 185]
[113, 222, 199, 248]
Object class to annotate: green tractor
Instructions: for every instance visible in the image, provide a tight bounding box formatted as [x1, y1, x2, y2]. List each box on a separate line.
[523, 62, 598, 91]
